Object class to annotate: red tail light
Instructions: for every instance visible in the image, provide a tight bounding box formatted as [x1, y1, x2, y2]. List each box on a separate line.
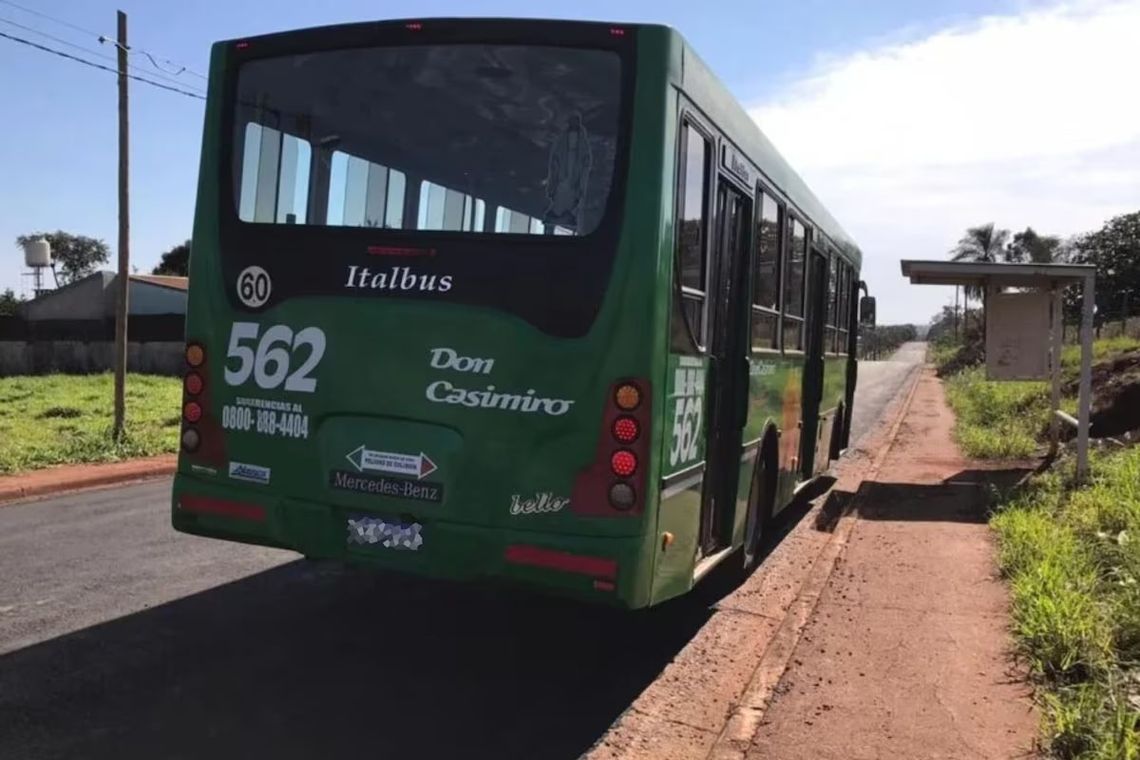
[612, 416, 639, 443]
[182, 341, 207, 453]
[184, 372, 203, 396]
[610, 450, 637, 477]
[571, 378, 651, 517]
[183, 401, 202, 423]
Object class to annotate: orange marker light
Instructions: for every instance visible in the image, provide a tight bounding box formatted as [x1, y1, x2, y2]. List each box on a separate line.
[185, 344, 205, 367]
[614, 383, 641, 411]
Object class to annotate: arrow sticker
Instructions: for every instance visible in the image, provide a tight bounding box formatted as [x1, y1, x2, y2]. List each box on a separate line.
[346, 446, 437, 480]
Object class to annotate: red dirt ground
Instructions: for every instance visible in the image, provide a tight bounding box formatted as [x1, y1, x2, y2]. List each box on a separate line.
[746, 368, 1038, 759]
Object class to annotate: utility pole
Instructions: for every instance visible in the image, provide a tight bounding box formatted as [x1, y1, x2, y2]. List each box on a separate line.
[112, 9, 130, 441]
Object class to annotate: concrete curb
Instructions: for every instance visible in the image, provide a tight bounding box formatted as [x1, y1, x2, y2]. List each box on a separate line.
[0, 455, 177, 506]
[586, 362, 924, 760]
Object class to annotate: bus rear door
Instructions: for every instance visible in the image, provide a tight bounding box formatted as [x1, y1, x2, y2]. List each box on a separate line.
[698, 179, 752, 556]
[800, 246, 829, 477]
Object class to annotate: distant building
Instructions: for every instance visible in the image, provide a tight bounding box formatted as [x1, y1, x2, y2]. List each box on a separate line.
[1, 271, 188, 374]
[18, 271, 188, 321]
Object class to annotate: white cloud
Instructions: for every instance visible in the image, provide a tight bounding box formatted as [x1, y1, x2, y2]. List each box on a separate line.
[748, 0, 1140, 325]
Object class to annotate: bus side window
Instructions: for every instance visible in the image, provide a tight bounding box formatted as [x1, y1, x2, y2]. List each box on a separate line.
[782, 217, 807, 350]
[826, 253, 838, 353]
[671, 122, 711, 354]
[837, 263, 850, 355]
[751, 187, 781, 349]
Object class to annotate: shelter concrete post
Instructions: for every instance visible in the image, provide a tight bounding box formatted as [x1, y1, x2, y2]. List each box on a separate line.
[1078, 273, 1095, 481]
[1050, 285, 1062, 458]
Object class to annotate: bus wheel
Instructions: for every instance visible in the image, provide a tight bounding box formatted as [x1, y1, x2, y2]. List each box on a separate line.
[742, 443, 775, 571]
[829, 405, 845, 461]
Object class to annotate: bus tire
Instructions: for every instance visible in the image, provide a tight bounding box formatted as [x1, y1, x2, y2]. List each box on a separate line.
[742, 433, 777, 571]
[829, 404, 845, 461]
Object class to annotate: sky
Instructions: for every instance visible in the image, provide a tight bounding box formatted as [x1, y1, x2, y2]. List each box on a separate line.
[1, 0, 1137, 325]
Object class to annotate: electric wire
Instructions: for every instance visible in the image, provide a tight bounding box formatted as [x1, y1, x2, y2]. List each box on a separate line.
[0, 29, 206, 100]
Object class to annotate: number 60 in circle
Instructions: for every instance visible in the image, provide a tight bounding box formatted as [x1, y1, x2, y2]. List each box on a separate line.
[236, 266, 272, 309]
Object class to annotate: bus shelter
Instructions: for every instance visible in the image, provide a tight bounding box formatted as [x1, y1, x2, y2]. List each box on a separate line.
[900, 260, 1097, 480]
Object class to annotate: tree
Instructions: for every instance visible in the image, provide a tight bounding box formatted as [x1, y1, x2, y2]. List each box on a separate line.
[0, 288, 22, 317]
[15, 231, 110, 285]
[152, 239, 190, 276]
[949, 223, 1010, 337]
[1065, 210, 1140, 329]
[1005, 227, 1061, 264]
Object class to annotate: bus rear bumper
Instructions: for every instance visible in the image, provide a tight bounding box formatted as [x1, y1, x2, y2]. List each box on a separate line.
[171, 476, 651, 608]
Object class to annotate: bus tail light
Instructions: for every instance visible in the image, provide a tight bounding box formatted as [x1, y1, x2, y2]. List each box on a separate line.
[185, 343, 205, 367]
[184, 372, 203, 396]
[572, 378, 651, 517]
[181, 339, 221, 460]
[181, 428, 201, 452]
[611, 416, 639, 443]
[610, 450, 637, 477]
[608, 483, 636, 511]
[614, 383, 641, 410]
[183, 401, 202, 423]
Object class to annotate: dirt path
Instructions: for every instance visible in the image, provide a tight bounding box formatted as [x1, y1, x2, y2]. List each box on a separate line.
[747, 367, 1038, 759]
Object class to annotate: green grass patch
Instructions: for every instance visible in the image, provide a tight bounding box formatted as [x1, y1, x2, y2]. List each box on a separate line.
[928, 341, 961, 368]
[945, 368, 1056, 459]
[0, 374, 181, 475]
[942, 336, 1139, 460]
[993, 446, 1140, 757]
[1062, 336, 1140, 370]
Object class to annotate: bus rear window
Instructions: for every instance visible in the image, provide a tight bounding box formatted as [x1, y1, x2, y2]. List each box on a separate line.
[232, 44, 621, 237]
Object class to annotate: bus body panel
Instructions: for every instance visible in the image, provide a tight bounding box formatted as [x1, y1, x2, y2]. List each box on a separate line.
[173, 20, 863, 609]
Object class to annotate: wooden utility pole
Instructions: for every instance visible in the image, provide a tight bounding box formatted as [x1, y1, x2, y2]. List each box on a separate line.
[112, 9, 130, 441]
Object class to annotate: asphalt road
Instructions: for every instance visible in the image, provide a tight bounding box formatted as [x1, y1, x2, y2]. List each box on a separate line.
[0, 345, 924, 760]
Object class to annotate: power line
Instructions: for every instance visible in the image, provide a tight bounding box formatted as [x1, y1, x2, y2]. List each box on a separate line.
[0, 16, 207, 92]
[0, 15, 115, 63]
[0, 0, 208, 81]
[0, 29, 205, 100]
[0, 0, 104, 39]
[133, 47, 207, 81]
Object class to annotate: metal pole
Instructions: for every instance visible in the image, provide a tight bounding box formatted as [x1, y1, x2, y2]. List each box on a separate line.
[1077, 274, 1095, 481]
[954, 286, 960, 340]
[1049, 285, 1062, 459]
[112, 9, 130, 441]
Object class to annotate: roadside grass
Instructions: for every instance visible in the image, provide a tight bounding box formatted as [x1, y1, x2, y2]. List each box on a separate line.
[992, 447, 1140, 758]
[937, 336, 1138, 460]
[0, 374, 181, 475]
[1062, 336, 1140, 370]
[927, 341, 960, 368]
[944, 369, 1058, 459]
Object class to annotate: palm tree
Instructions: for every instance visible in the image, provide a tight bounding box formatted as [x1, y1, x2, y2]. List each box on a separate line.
[1006, 227, 1061, 264]
[950, 223, 1010, 336]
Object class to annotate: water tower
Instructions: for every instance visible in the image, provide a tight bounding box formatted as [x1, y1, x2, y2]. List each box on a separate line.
[21, 238, 56, 297]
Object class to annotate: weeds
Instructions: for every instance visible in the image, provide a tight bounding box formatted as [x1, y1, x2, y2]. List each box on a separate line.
[0, 374, 181, 474]
[945, 368, 1055, 459]
[993, 445, 1140, 757]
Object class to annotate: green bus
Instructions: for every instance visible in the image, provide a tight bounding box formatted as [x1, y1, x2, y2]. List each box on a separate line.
[172, 18, 867, 608]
